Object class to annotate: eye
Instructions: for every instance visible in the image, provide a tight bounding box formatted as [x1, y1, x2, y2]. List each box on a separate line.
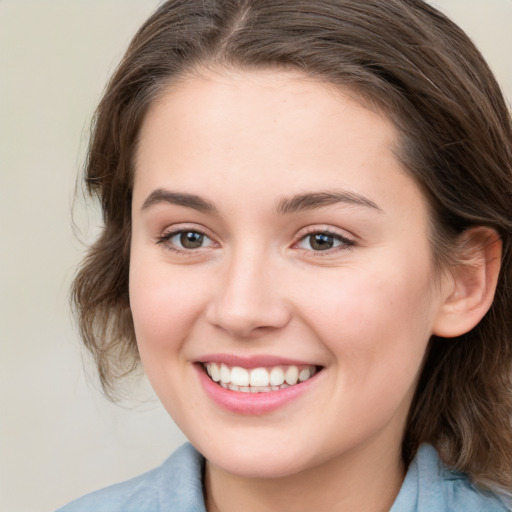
[157, 229, 216, 251]
[296, 231, 354, 252]
[176, 231, 206, 249]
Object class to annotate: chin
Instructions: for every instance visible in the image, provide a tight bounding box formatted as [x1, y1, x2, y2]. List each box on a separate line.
[193, 434, 321, 479]
[209, 452, 309, 479]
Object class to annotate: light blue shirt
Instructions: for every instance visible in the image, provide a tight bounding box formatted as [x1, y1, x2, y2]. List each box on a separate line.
[55, 443, 509, 511]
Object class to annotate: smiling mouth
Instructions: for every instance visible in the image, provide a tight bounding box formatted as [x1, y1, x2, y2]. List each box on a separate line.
[202, 362, 319, 393]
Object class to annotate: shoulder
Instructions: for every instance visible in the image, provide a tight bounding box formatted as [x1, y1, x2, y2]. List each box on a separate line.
[391, 444, 510, 512]
[54, 443, 206, 512]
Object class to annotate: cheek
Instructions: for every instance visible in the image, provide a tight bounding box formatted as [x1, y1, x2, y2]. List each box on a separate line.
[300, 259, 436, 385]
[128, 253, 206, 356]
[128, 255, 211, 419]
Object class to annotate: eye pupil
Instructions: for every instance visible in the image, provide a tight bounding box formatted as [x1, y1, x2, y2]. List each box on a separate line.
[180, 231, 204, 249]
[310, 233, 334, 250]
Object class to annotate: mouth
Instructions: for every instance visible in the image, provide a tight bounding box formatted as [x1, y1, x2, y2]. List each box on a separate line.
[201, 362, 320, 393]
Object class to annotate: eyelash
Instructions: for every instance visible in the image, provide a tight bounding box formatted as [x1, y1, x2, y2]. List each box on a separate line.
[293, 228, 356, 254]
[155, 227, 356, 255]
[156, 227, 215, 254]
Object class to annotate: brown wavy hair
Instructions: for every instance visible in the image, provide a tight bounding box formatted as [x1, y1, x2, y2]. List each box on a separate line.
[72, 0, 512, 491]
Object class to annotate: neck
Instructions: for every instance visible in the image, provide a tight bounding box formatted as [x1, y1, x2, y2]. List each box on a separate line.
[204, 439, 405, 512]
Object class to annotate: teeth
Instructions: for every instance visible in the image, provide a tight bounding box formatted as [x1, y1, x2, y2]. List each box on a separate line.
[231, 367, 250, 387]
[250, 368, 270, 387]
[299, 367, 311, 382]
[204, 362, 317, 392]
[284, 366, 299, 385]
[220, 363, 231, 384]
[269, 366, 285, 386]
[210, 363, 221, 382]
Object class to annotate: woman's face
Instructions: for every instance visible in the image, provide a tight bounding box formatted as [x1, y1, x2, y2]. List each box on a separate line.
[130, 69, 448, 478]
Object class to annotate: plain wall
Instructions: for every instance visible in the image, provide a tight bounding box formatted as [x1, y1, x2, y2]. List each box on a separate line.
[0, 1, 510, 511]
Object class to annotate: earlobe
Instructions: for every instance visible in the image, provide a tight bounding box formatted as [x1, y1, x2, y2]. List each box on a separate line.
[433, 227, 502, 338]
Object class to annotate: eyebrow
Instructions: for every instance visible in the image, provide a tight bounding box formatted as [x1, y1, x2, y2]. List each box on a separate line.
[141, 188, 381, 215]
[276, 190, 382, 214]
[141, 189, 219, 214]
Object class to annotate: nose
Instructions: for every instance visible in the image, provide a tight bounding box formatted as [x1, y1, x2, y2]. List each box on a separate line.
[205, 250, 291, 338]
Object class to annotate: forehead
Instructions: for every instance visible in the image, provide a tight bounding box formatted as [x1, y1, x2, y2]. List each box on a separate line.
[135, 68, 394, 167]
[133, 68, 425, 220]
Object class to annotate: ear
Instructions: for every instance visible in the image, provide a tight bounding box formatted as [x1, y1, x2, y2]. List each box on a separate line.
[433, 227, 502, 338]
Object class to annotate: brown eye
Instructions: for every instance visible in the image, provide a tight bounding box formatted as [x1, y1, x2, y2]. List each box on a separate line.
[157, 229, 216, 251]
[308, 233, 334, 251]
[308, 233, 335, 251]
[296, 231, 354, 252]
[180, 231, 204, 249]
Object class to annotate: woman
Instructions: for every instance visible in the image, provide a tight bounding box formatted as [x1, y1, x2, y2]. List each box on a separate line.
[57, 0, 512, 510]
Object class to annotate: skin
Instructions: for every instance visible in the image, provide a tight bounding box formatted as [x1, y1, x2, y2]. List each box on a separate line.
[129, 69, 455, 512]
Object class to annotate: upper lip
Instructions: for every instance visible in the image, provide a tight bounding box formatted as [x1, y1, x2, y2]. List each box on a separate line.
[195, 353, 322, 369]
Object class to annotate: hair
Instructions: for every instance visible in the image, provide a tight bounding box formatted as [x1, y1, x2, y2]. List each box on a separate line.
[72, 0, 512, 492]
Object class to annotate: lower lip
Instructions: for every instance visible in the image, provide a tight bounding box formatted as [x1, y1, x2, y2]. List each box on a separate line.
[195, 364, 320, 415]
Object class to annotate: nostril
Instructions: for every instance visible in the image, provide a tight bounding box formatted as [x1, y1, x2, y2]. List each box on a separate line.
[205, 264, 292, 337]
[206, 301, 292, 338]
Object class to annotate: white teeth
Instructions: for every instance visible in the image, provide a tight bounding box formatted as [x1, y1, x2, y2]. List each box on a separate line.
[204, 362, 317, 392]
[299, 367, 311, 382]
[220, 363, 231, 384]
[250, 368, 270, 387]
[231, 366, 250, 387]
[210, 363, 221, 382]
[269, 366, 285, 386]
[284, 365, 299, 385]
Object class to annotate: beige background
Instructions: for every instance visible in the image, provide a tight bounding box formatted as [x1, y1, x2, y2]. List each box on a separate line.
[0, 1, 510, 511]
